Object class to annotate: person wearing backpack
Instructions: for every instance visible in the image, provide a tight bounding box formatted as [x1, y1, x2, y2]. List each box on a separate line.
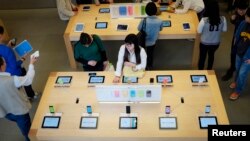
[137, 2, 163, 70]
[229, 8, 250, 100]
[74, 33, 108, 71]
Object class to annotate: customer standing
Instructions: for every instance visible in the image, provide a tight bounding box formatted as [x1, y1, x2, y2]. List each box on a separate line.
[137, 2, 163, 70]
[229, 8, 250, 100]
[56, 0, 78, 21]
[222, 0, 249, 81]
[197, 1, 227, 70]
[173, 0, 205, 20]
[0, 55, 38, 141]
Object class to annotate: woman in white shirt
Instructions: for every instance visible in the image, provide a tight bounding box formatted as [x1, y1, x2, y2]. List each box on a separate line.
[113, 34, 147, 83]
[174, 0, 204, 20]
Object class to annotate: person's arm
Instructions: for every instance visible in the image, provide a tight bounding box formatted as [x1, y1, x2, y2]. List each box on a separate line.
[5, 48, 20, 75]
[173, 0, 182, 8]
[114, 45, 125, 77]
[13, 57, 37, 87]
[93, 35, 108, 61]
[197, 18, 205, 34]
[135, 48, 147, 70]
[175, 0, 191, 14]
[222, 16, 227, 32]
[74, 42, 88, 65]
[137, 19, 143, 31]
[57, 0, 75, 17]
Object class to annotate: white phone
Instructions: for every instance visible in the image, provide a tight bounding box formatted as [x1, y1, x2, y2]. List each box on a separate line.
[31, 50, 39, 58]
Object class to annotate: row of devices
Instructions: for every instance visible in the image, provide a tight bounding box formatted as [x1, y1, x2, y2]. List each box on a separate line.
[75, 22, 190, 31]
[55, 75, 208, 84]
[41, 115, 217, 129]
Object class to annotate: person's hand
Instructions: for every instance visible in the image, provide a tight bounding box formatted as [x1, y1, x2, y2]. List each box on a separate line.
[103, 61, 109, 69]
[245, 59, 250, 64]
[88, 60, 97, 66]
[113, 76, 120, 83]
[124, 61, 136, 67]
[231, 14, 236, 20]
[72, 7, 78, 11]
[30, 56, 38, 64]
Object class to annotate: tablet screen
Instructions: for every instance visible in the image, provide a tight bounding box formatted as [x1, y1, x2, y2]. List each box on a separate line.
[119, 117, 137, 129]
[95, 22, 108, 29]
[99, 8, 110, 13]
[156, 75, 173, 83]
[75, 23, 84, 32]
[199, 116, 217, 129]
[117, 24, 128, 31]
[80, 117, 98, 129]
[159, 117, 177, 129]
[122, 76, 138, 83]
[41, 116, 61, 128]
[55, 76, 72, 84]
[160, 6, 167, 11]
[88, 76, 105, 83]
[163, 20, 171, 27]
[190, 75, 207, 83]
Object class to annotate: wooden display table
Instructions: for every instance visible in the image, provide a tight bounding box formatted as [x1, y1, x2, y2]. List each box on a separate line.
[64, 4, 199, 69]
[29, 70, 229, 141]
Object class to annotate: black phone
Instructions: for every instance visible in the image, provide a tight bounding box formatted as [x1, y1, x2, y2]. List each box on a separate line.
[165, 105, 171, 114]
[83, 6, 90, 10]
[126, 106, 131, 114]
[86, 105, 92, 114]
[183, 23, 190, 30]
[49, 105, 55, 114]
[205, 105, 211, 114]
[181, 97, 184, 103]
[150, 78, 154, 83]
[88, 73, 96, 76]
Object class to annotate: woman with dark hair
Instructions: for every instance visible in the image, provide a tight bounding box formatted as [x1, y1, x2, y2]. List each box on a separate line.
[137, 2, 163, 70]
[197, 1, 227, 70]
[113, 34, 147, 83]
[74, 32, 108, 71]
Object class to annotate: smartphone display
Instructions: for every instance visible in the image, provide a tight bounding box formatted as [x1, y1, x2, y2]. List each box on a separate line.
[86, 105, 92, 114]
[165, 105, 171, 114]
[183, 23, 190, 30]
[150, 78, 154, 83]
[49, 105, 55, 114]
[205, 105, 211, 114]
[126, 106, 131, 114]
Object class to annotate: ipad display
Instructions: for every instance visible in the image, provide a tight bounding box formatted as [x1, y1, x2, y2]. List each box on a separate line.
[99, 8, 110, 13]
[41, 116, 61, 128]
[88, 76, 105, 83]
[156, 75, 173, 83]
[160, 6, 167, 11]
[55, 76, 72, 84]
[162, 20, 171, 27]
[74, 23, 84, 32]
[14, 40, 33, 57]
[159, 117, 177, 129]
[190, 75, 207, 83]
[119, 117, 137, 129]
[117, 24, 128, 31]
[80, 117, 98, 129]
[95, 22, 108, 29]
[183, 23, 190, 30]
[122, 76, 138, 83]
[199, 116, 218, 129]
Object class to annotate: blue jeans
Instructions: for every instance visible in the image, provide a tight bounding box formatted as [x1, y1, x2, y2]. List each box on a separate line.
[235, 55, 250, 94]
[5, 113, 31, 141]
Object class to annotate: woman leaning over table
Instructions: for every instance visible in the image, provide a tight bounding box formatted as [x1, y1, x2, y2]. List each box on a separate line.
[113, 34, 147, 83]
